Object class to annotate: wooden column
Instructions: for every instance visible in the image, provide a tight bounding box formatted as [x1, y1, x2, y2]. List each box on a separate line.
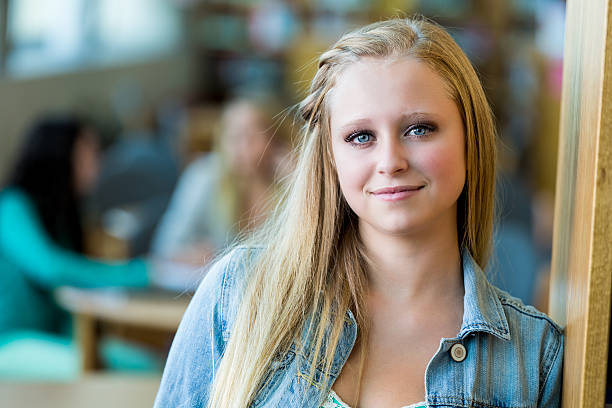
[548, 0, 612, 407]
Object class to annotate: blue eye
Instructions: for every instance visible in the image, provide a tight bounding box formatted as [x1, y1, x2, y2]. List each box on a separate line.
[355, 133, 371, 143]
[406, 124, 435, 138]
[345, 131, 374, 145]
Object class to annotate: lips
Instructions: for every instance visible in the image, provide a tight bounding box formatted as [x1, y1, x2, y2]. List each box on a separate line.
[370, 185, 424, 202]
[371, 185, 424, 195]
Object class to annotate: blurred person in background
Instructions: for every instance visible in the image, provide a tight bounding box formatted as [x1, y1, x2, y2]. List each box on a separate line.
[0, 115, 160, 379]
[151, 98, 290, 266]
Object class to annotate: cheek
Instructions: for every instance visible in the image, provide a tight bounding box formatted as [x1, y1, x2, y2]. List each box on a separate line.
[74, 150, 99, 192]
[332, 146, 369, 195]
[331, 148, 371, 218]
[420, 143, 466, 191]
[251, 134, 270, 158]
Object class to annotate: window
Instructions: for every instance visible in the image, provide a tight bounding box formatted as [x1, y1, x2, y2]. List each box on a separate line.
[4, 0, 182, 77]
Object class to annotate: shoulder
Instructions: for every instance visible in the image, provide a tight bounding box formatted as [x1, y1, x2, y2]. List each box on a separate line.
[190, 245, 263, 339]
[0, 188, 34, 213]
[493, 285, 563, 339]
[0, 188, 39, 235]
[491, 285, 564, 389]
[166, 154, 222, 207]
[201, 245, 263, 288]
[195, 245, 261, 297]
[181, 153, 221, 183]
[154, 245, 263, 407]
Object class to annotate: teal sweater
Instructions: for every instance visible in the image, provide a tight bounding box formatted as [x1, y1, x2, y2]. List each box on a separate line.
[0, 188, 149, 334]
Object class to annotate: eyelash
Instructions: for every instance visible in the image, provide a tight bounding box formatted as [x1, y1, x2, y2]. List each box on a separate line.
[344, 123, 436, 146]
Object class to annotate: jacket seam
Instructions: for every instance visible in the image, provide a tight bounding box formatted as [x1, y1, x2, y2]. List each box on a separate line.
[499, 300, 563, 336]
[219, 246, 261, 341]
[491, 286, 510, 334]
[219, 257, 231, 339]
[537, 328, 562, 400]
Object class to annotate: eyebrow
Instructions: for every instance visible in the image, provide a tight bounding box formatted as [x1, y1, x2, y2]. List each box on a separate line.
[335, 112, 440, 133]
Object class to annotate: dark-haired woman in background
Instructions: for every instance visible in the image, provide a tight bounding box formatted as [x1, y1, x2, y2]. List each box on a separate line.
[0, 116, 154, 379]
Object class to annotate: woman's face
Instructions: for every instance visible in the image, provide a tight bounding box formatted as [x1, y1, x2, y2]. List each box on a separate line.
[328, 57, 466, 238]
[221, 103, 271, 176]
[72, 130, 100, 195]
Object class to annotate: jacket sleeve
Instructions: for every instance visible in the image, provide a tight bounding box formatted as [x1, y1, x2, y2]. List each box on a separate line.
[538, 326, 564, 407]
[154, 250, 240, 408]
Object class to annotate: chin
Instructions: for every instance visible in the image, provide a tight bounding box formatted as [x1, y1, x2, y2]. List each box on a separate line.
[384, 225, 425, 237]
[366, 218, 426, 237]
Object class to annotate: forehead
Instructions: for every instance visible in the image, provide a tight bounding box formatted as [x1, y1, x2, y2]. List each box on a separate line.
[223, 104, 266, 134]
[224, 103, 260, 123]
[327, 57, 457, 128]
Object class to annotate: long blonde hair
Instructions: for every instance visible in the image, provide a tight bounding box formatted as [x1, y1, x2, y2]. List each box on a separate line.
[207, 17, 497, 408]
[214, 98, 282, 233]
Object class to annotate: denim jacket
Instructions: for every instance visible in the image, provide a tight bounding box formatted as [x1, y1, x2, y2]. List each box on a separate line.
[155, 247, 563, 408]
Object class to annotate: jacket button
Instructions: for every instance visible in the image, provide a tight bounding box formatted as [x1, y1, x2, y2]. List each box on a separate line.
[450, 343, 467, 362]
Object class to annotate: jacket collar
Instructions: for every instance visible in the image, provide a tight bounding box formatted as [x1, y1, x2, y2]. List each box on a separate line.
[458, 248, 510, 340]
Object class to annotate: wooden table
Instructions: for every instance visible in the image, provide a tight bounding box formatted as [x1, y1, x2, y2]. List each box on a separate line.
[0, 374, 161, 408]
[56, 287, 191, 372]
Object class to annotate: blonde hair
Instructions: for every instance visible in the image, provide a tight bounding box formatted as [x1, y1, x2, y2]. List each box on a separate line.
[208, 17, 497, 408]
[214, 98, 281, 233]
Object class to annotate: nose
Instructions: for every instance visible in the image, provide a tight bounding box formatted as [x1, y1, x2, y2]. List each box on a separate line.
[376, 136, 408, 175]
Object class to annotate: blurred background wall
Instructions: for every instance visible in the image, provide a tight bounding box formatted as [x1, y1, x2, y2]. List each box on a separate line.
[0, 53, 196, 180]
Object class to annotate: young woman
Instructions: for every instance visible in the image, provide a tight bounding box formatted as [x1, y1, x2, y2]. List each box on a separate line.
[155, 18, 563, 408]
[151, 99, 287, 265]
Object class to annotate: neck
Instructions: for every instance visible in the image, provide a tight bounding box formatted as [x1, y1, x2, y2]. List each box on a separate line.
[359, 216, 464, 305]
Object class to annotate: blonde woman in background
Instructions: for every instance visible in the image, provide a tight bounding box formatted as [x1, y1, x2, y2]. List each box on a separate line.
[151, 99, 287, 266]
[155, 18, 563, 408]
